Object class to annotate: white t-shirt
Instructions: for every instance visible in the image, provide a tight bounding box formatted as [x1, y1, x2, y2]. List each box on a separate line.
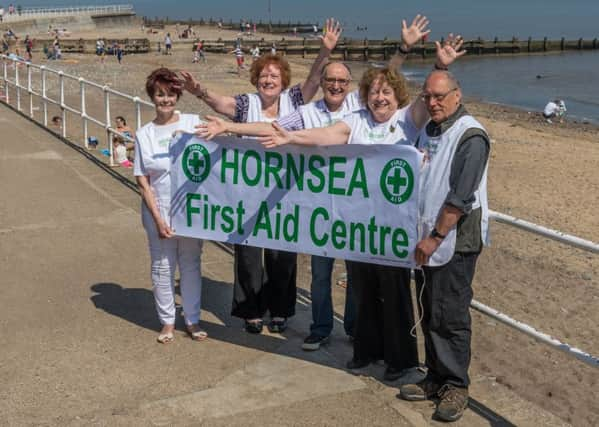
[114, 144, 127, 163]
[544, 100, 566, 116]
[342, 105, 418, 145]
[134, 114, 201, 205]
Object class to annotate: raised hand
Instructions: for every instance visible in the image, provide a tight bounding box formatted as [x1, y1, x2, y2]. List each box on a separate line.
[320, 18, 342, 51]
[401, 14, 431, 48]
[194, 115, 227, 140]
[258, 122, 293, 148]
[177, 70, 203, 97]
[435, 33, 466, 68]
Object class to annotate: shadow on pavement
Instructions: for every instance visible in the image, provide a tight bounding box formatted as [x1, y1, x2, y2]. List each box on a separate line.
[89, 277, 347, 370]
[467, 397, 517, 426]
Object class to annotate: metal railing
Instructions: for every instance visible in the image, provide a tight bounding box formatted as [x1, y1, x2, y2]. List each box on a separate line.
[0, 4, 134, 22]
[0, 54, 597, 368]
[0, 54, 153, 166]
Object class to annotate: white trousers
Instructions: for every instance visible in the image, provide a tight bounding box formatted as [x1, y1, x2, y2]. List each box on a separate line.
[142, 205, 203, 326]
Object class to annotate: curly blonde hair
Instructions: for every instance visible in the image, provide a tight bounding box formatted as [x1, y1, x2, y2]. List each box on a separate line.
[249, 54, 291, 90]
[359, 67, 409, 108]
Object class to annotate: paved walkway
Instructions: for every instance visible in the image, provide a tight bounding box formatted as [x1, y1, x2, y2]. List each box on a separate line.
[0, 104, 569, 426]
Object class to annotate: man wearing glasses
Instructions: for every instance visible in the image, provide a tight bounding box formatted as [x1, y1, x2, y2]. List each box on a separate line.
[398, 70, 490, 422]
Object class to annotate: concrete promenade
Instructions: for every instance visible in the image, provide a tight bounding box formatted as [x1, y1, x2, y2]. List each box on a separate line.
[0, 104, 568, 426]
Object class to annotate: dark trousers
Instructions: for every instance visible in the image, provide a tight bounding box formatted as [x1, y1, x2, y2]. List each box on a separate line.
[231, 244, 297, 319]
[309, 256, 356, 338]
[347, 261, 419, 371]
[415, 252, 479, 388]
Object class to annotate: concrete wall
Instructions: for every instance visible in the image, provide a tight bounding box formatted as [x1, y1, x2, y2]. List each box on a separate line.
[0, 13, 139, 35]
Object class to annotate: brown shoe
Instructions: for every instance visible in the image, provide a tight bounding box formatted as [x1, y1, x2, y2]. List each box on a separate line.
[399, 378, 441, 401]
[435, 384, 469, 422]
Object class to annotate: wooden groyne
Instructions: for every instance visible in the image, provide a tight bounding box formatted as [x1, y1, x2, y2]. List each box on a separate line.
[160, 37, 599, 61]
[11, 36, 598, 59]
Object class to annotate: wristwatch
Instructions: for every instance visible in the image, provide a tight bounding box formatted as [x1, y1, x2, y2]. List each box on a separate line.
[430, 228, 446, 240]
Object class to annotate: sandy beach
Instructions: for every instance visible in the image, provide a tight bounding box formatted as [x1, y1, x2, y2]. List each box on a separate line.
[6, 23, 599, 426]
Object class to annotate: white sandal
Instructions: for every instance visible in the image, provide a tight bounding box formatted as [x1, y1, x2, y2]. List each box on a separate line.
[157, 331, 174, 344]
[187, 325, 208, 341]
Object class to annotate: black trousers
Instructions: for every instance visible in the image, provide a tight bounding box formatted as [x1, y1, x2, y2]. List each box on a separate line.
[415, 252, 479, 388]
[347, 261, 419, 371]
[231, 244, 297, 319]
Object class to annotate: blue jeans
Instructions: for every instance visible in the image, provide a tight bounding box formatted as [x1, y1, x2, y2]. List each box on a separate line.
[309, 256, 356, 338]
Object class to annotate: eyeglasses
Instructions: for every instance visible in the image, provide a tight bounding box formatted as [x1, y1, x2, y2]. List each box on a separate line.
[323, 77, 350, 86]
[419, 87, 457, 103]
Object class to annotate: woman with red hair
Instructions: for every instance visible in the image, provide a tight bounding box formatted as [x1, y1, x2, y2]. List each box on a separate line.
[134, 68, 206, 343]
[179, 19, 341, 335]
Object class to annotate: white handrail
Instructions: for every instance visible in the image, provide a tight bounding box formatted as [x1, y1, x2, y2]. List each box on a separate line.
[1, 5, 134, 22]
[0, 54, 153, 159]
[0, 54, 596, 369]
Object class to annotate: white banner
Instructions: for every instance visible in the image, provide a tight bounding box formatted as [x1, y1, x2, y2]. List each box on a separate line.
[169, 134, 422, 268]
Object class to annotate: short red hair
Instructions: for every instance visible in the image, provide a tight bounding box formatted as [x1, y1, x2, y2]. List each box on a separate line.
[249, 54, 291, 89]
[145, 67, 182, 100]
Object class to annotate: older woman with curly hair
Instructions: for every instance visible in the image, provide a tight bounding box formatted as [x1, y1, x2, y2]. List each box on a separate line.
[134, 68, 206, 344]
[178, 19, 343, 335]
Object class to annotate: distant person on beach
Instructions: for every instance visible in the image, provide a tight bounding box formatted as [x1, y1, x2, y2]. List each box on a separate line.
[179, 18, 343, 335]
[133, 68, 206, 344]
[230, 44, 246, 76]
[1, 36, 8, 54]
[112, 115, 133, 167]
[96, 38, 105, 63]
[270, 42, 276, 55]
[398, 70, 490, 423]
[543, 99, 566, 123]
[51, 115, 62, 130]
[164, 33, 172, 55]
[250, 44, 260, 61]
[24, 34, 32, 61]
[0, 7, 4, 23]
[115, 43, 123, 64]
[192, 39, 206, 63]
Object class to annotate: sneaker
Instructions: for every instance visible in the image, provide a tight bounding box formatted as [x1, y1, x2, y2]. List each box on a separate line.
[399, 378, 441, 401]
[545, 118, 553, 123]
[434, 384, 469, 422]
[301, 333, 330, 351]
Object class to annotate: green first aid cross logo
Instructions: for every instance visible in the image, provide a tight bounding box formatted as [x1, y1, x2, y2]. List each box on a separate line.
[380, 158, 414, 204]
[182, 144, 211, 183]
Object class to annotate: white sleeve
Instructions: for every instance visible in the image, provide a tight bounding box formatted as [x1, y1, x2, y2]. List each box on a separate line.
[133, 134, 146, 177]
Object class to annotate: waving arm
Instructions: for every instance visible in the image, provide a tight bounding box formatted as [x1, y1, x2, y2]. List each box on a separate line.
[300, 18, 342, 102]
[178, 70, 237, 119]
